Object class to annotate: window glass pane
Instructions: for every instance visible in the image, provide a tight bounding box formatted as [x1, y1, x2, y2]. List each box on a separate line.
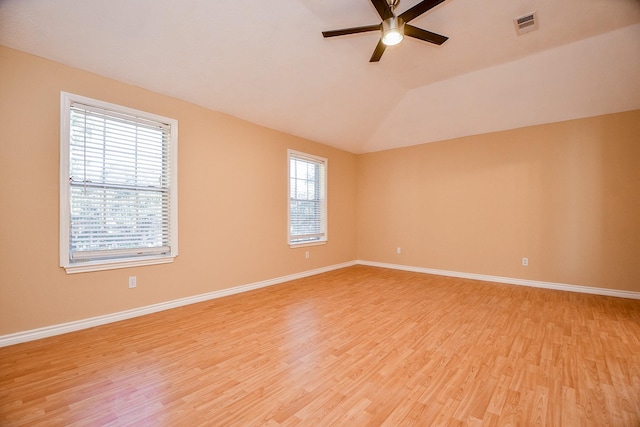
[62, 94, 176, 268]
[288, 151, 326, 244]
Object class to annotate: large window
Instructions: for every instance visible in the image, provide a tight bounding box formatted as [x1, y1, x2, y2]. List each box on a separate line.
[60, 92, 178, 273]
[288, 150, 327, 246]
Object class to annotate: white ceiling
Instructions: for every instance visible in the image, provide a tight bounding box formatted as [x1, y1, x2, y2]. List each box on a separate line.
[1, 0, 639, 153]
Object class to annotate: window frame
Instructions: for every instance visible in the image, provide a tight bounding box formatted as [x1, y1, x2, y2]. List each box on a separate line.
[59, 92, 178, 273]
[287, 149, 328, 248]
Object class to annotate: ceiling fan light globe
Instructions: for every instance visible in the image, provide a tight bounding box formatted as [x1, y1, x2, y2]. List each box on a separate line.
[382, 30, 403, 45]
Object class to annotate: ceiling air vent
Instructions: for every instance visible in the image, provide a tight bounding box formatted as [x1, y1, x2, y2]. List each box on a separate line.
[514, 12, 538, 36]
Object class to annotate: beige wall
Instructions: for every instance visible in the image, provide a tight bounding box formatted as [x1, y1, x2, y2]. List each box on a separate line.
[0, 46, 357, 335]
[1, 44, 638, 337]
[357, 110, 640, 291]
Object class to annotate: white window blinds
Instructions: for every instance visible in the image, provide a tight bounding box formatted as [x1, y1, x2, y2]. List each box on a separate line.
[60, 93, 178, 272]
[288, 150, 327, 245]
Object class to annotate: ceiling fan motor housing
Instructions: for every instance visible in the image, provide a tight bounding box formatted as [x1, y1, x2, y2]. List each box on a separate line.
[382, 17, 405, 45]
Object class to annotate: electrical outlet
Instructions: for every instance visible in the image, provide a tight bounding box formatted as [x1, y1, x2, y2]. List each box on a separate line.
[522, 258, 528, 267]
[305, 251, 310, 259]
[397, 247, 401, 254]
[128, 276, 137, 288]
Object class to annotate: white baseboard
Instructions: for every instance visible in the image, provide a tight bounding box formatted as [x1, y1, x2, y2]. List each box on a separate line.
[0, 261, 357, 348]
[3, 259, 637, 347]
[357, 260, 640, 300]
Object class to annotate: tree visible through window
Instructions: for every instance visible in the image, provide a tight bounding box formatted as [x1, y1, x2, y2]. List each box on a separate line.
[288, 150, 327, 245]
[60, 92, 178, 272]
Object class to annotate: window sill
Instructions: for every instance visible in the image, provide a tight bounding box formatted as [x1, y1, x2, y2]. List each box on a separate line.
[63, 256, 176, 274]
[289, 241, 327, 249]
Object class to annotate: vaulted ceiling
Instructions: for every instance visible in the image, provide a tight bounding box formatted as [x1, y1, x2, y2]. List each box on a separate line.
[1, 0, 639, 153]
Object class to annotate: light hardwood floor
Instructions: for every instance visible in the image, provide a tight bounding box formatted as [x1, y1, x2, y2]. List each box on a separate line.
[1, 266, 639, 426]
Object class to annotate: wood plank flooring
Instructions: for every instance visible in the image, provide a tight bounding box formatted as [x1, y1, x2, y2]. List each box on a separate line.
[1, 265, 639, 426]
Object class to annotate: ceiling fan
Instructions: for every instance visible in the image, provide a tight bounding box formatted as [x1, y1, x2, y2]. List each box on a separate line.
[322, 0, 449, 62]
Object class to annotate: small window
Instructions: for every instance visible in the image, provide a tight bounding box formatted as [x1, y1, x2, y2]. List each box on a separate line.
[288, 150, 327, 246]
[60, 92, 178, 273]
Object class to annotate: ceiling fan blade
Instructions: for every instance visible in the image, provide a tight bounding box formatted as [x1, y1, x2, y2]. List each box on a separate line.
[370, 0, 393, 20]
[399, 0, 446, 23]
[404, 24, 448, 45]
[369, 39, 387, 62]
[322, 24, 380, 38]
